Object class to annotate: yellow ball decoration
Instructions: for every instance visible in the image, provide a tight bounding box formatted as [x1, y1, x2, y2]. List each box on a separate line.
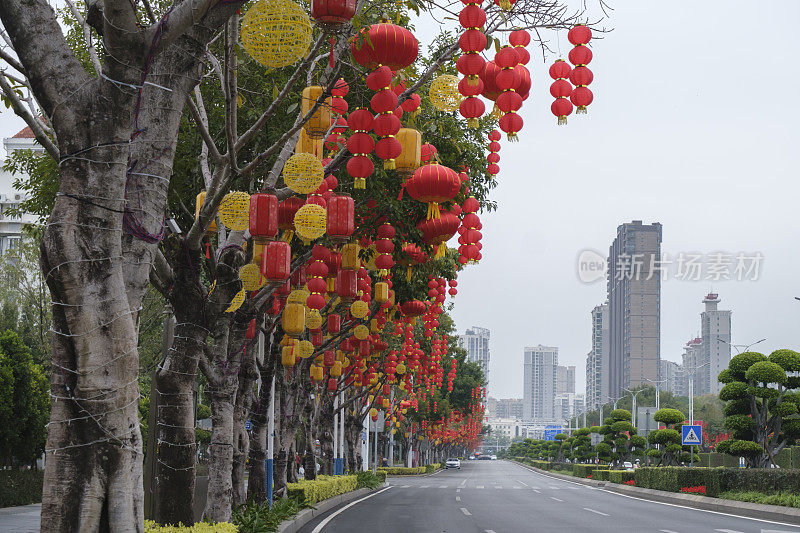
[298, 340, 314, 359]
[306, 308, 323, 330]
[429, 74, 462, 113]
[350, 300, 369, 319]
[241, 0, 312, 69]
[225, 289, 246, 313]
[287, 289, 310, 306]
[294, 204, 327, 241]
[283, 152, 324, 194]
[353, 324, 369, 340]
[239, 263, 265, 291]
[218, 191, 251, 231]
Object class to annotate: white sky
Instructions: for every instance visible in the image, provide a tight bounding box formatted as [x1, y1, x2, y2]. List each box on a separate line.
[3, 1, 800, 399]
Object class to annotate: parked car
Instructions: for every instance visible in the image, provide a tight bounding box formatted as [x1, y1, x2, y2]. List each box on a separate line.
[623, 461, 634, 471]
[490, 455, 497, 460]
[445, 458, 461, 469]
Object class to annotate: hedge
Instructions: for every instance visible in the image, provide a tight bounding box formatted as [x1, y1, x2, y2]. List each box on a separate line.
[0, 470, 44, 508]
[572, 464, 608, 478]
[378, 467, 426, 475]
[145, 521, 237, 532]
[593, 469, 611, 481]
[717, 468, 800, 494]
[287, 475, 358, 504]
[609, 470, 635, 484]
[426, 463, 441, 473]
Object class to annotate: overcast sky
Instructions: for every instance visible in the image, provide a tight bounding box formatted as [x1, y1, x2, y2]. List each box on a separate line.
[2, 1, 800, 399]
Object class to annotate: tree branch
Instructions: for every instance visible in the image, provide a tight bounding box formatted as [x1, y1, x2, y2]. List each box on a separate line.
[0, 74, 58, 158]
[64, 0, 103, 74]
[187, 85, 223, 165]
[223, 16, 239, 173]
[0, 46, 25, 76]
[148, 0, 245, 55]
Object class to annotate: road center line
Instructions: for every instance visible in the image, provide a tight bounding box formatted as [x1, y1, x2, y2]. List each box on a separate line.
[310, 486, 392, 533]
[659, 530, 680, 533]
[550, 497, 563, 502]
[461, 507, 471, 516]
[715, 530, 744, 533]
[456, 496, 461, 502]
[456, 488, 461, 493]
[517, 480, 529, 487]
[533, 489, 541, 494]
[583, 508, 609, 516]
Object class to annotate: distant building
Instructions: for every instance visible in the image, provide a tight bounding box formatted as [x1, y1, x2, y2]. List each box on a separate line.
[0, 126, 40, 252]
[494, 398, 523, 419]
[701, 293, 732, 395]
[458, 326, 491, 382]
[523, 345, 558, 422]
[586, 303, 610, 410]
[555, 392, 585, 423]
[607, 221, 662, 398]
[488, 418, 523, 439]
[556, 365, 575, 395]
[682, 337, 705, 395]
[659, 359, 682, 397]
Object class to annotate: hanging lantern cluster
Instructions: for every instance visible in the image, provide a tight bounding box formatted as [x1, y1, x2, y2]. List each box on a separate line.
[486, 129, 501, 177]
[457, 0, 487, 127]
[567, 24, 594, 114]
[346, 108, 374, 189]
[306, 245, 329, 311]
[448, 277, 458, 298]
[368, 66, 402, 170]
[549, 59, 573, 125]
[495, 44, 523, 141]
[331, 78, 349, 117]
[417, 210, 460, 259]
[375, 223, 395, 277]
[458, 196, 482, 264]
[447, 357, 457, 392]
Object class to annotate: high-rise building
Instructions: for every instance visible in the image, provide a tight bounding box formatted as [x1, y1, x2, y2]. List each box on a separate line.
[523, 345, 558, 422]
[556, 365, 575, 394]
[701, 293, 732, 395]
[659, 359, 682, 397]
[682, 337, 705, 395]
[555, 392, 585, 423]
[494, 398, 524, 419]
[607, 220, 662, 398]
[586, 303, 610, 410]
[458, 326, 490, 381]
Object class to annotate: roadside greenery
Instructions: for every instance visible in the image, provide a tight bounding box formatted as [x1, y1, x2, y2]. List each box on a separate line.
[718, 491, 800, 509]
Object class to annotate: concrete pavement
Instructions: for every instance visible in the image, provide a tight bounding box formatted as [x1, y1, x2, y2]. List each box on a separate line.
[0, 504, 40, 532]
[297, 460, 800, 533]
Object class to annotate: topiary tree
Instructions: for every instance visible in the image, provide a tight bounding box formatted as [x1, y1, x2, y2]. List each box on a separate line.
[648, 408, 686, 466]
[717, 350, 800, 467]
[597, 409, 640, 468]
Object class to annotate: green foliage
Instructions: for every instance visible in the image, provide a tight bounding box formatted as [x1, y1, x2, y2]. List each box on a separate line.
[609, 409, 631, 422]
[572, 464, 608, 478]
[609, 470, 635, 484]
[768, 349, 800, 372]
[728, 352, 767, 379]
[144, 522, 237, 532]
[286, 475, 358, 505]
[745, 361, 787, 385]
[232, 497, 305, 533]
[728, 439, 764, 457]
[0, 330, 49, 465]
[653, 408, 684, 425]
[719, 381, 748, 401]
[0, 469, 44, 507]
[355, 470, 385, 489]
[1, 151, 59, 222]
[633, 467, 722, 497]
[718, 369, 733, 384]
[197, 404, 212, 420]
[719, 491, 800, 509]
[377, 466, 427, 475]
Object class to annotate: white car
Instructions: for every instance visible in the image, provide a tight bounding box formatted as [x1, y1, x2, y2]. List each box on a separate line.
[445, 458, 461, 469]
[490, 455, 497, 460]
[623, 461, 634, 471]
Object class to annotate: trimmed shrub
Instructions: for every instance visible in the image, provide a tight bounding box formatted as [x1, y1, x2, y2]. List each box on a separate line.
[378, 467, 426, 475]
[719, 491, 800, 509]
[572, 464, 608, 478]
[609, 470, 635, 484]
[717, 468, 800, 494]
[0, 469, 44, 507]
[594, 469, 611, 481]
[287, 475, 358, 504]
[145, 521, 237, 532]
[532, 460, 552, 470]
[792, 446, 800, 469]
[633, 467, 722, 497]
[774, 448, 792, 469]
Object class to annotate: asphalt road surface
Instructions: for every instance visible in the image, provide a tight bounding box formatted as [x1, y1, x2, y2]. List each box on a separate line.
[298, 460, 800, 533]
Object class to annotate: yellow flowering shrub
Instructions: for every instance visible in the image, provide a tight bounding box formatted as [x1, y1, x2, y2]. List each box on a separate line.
[144, 520, 238, 532]
[286, 475, 358, 504]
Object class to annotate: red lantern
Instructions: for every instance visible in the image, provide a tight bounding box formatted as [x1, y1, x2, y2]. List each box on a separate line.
[311, 0, 356, 23]
[327, 195, 355, 243]
[551, 98, 573, 124]
[278, 196, 304, 233]
[249, 193, 279, 242]
[405, 164, 461, 220]
[351, 23, 419, 71]
[549, 59, 573, 125]
[479, 61, 502, 103]
[459, 97, 485, 128]
[568, 24, 592, 45]
[347, 108, 374, 189]
[457, 0, 487, 125]
[327, 314, 341, 334]
[570, 86, 594, 114]
[401, 300, 427, 318]
[261, 241, 291, 283]
[337, 268, 358, 300]
[417, 211, 460, 257]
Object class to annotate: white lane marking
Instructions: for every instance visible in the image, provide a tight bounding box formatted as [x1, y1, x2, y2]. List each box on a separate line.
[456, 488, 461, 493]
[494, 486, 502, 489]
[533, 489, 541, 494]
[420, 485, 429, 488]
[512, 486, 521, 489]
[310, 486, 392, 533]
[517, 480, 529, 487]
[486, 530, 497, 533]
[583, 508, 609, 516]
[762, 530, 800, 533]
[429, 469, 445, 476]
[476, 485, 484, 489]
[401, 485, 410, 488]
[461, 507, 471, 516]
[439, 485, 448, 488]
[660, 530, 680, 533]
[456, 496, 461, 502]
[716, 530, 745, 533]
[550, 497, 563, 502]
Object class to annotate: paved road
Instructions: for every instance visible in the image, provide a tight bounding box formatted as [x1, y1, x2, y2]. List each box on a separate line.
[298, 460, 800, 533]
[0, 504, 40, 532]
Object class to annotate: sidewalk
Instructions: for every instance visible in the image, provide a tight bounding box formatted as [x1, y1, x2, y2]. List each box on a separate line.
[0, 504, 41, 532]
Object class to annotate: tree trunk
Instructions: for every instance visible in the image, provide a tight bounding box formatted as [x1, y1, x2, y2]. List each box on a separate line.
[246, 337, 277, 503]
[232, 345, 259, 507]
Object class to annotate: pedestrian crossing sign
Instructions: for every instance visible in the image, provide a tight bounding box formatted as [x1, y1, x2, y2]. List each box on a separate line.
[681, 425, 702, 445]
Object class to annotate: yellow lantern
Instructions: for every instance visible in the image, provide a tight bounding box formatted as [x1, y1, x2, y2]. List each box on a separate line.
[301, 86, 332, 139]
[252, 242, 265, 265]
[296, 127, 324, 157]
[382, 398, 390, 409]
[374, 282, 389, 303]
[306, 308, 323, 330]
[395, 128, 421, 176]
[369, 407, 378, 418]
[288, 289, 310, 306]
[294, 204, 327, 242]
[241, 0, 312, 69]
[282, 345, 296, 367]
[405, 432, 410, 438]
[282, 302, 305, 337]
[239, 263, 265, 291]
[331, 360, 343, 378]
[370, 319, 382, 334]
[283, 152, 324, 194]
[396, 363, 407, 375]
[195, 191, 217, 233]
[391, 428, 396, 435]
[363, 245, 378, 271]
[350, 300, 369, 319]
[353, 324, 369, 340]
[340, 243, 360, 269]
[310, 365, 324, 381]
[225, 289, 246, 313]
[218, 191, 251, 231]
[298, 340, 314, 359]
[429, 74, 462, 113]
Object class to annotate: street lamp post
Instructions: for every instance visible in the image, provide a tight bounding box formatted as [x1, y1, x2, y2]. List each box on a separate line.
[622, 388, 644, 428]
[645, 378, 668, 412]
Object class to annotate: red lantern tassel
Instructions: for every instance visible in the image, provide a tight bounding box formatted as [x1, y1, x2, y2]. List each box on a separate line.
[329, 37, 336, 68]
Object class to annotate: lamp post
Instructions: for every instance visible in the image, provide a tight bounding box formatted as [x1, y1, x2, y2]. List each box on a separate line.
[645, 378, 668, 412]
[684, 362, 709, 424]
[622, 388, 644, 428]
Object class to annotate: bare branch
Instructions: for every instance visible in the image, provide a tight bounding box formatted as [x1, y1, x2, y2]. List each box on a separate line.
[223, 16, 239, 173]
[64, 0, 102, 74]
[187, 85, 223, 166]
[0, 45, 25, 76]
[0, 74, 58, 158]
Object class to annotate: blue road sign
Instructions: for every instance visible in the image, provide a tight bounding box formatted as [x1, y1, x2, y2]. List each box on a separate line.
[681, 424, 702, 446]
[544, 426, 563, 441]
[245, 420, 252, 431]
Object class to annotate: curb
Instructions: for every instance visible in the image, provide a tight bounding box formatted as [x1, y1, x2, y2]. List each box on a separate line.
[276, 484, 386, 533]
[511, 461, 800, 525]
